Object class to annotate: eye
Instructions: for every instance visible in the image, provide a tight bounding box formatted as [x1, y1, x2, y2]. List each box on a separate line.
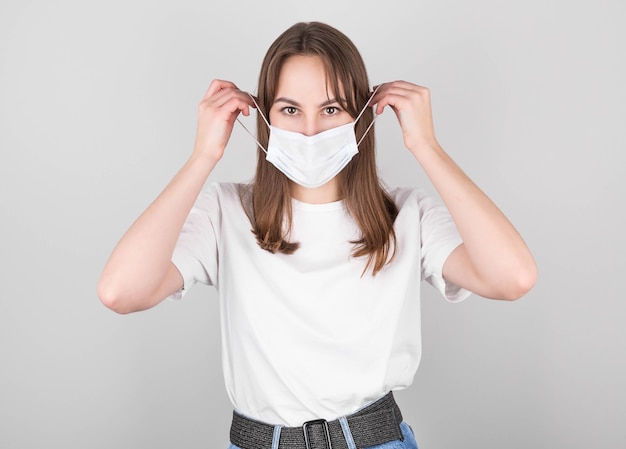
[324, 106, 339, 115]
[282, 106, 298, 115]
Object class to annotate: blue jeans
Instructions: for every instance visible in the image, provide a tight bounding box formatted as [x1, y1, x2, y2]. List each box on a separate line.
[227, 421, 418, 449]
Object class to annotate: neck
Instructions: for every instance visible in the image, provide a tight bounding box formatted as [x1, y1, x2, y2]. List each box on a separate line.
[290, 178, 341, 204]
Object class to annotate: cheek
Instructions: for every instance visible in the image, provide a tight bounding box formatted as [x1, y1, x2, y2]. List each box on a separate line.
[336, 113, 355, 127]
[269, 110, 297, 131]
[268, 110, 279, 126]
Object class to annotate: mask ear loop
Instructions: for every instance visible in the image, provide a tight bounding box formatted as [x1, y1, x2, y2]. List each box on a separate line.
[355, 84, 381, 147]
[236, 93, 271, 154]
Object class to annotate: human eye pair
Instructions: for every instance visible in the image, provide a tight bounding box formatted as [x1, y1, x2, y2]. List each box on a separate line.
[280, 105, 341, 116]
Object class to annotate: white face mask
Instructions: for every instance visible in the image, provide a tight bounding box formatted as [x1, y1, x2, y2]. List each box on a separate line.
[238, 88, 378, 188]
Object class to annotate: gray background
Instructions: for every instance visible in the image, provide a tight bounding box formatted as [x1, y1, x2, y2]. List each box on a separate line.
[1, 0, 624, 448]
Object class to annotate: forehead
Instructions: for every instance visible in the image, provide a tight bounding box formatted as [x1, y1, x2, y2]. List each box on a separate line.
[275, 55, 344, 101]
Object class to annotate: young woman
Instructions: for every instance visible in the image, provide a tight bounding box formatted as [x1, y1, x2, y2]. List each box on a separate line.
[98, 22, 537, 449]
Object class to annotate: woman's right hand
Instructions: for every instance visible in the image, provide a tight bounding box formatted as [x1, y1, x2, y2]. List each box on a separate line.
[192, 79, 256, 164]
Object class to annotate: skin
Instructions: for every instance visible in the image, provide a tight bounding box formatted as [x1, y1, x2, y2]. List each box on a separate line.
[98, 54, 537, 314]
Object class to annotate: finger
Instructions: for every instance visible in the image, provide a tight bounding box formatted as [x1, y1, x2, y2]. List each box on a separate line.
[371, 81, 425, 101]
[370, 82, 409, 104]
[387, 80, 426, 91]
[219, 96, 254, 122]
[367, 83, 384, 105]
[372, 84, 428, 114]
[384, 82, 431, 104]
[371, 90, 410, 115]
[215, 90, 256, 111]
[248, 94, 260, 109]
[198, 88, 252, 114]
[367, 83, 386, 113]
[377, 93, 415, 115]
[202, 79, 239, 100]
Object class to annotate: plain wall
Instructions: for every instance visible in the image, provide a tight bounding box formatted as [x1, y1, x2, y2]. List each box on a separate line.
[1, 0, 624, 448]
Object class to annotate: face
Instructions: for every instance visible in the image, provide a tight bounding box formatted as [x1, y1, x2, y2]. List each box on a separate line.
[269, 55, 354, 136]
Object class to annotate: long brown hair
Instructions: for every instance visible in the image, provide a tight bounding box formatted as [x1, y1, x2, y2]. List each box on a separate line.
[247, 22, 398, 275]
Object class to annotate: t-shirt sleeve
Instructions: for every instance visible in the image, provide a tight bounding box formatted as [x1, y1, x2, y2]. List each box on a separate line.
[166, 185, 221, 301]
[418, 192, 471, 303]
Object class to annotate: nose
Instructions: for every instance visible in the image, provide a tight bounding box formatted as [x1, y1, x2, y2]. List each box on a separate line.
[300, 117, 322, 137]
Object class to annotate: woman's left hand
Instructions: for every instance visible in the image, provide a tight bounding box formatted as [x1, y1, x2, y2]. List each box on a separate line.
[370, 81, 438, 157]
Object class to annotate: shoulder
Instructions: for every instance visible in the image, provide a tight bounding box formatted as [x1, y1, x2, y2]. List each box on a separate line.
[386, 186, 432, 210]
[385, 186, 453, 231]
[196, 182, 250, 205]
[188, 182, 251, 219]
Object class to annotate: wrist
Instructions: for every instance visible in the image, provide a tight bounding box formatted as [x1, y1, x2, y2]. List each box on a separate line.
[190, 143, 223, 167]
[186, 151, 220, 177]
[409, 139, 444, 162]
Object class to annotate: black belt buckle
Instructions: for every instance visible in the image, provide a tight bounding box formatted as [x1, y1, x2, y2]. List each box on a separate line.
[302, 419, 333, 449]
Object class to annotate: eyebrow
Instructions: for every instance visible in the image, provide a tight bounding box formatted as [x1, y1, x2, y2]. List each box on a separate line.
[273, 97, 346, 107]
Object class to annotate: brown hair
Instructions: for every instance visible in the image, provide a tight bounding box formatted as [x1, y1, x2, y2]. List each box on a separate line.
[248, 22, 398, 275]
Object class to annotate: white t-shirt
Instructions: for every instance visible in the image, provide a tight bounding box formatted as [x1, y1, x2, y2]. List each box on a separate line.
[170, 182, 470, 427]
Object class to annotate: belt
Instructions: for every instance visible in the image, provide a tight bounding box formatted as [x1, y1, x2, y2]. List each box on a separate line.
[230, 392, 404, 449]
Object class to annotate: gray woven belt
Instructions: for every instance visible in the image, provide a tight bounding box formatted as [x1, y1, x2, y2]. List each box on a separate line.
[230, 392, 404, 449]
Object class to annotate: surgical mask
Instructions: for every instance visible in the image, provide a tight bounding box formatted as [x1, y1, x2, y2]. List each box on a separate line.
[238, 87, 378, 188]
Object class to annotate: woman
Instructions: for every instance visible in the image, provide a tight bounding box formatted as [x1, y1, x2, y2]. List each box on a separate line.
[98, 22, 537, 449]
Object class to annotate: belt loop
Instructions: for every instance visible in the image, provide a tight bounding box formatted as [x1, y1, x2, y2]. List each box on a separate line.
[338, 417, 357, 449]
[271, 425, 283, 449]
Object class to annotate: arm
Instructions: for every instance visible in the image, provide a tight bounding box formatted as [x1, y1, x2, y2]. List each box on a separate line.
[372, 81, 537, 300]
[97, 80, 254, 313]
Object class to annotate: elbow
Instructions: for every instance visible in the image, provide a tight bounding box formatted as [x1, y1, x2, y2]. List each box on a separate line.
[97, 278, 136, 315]
[500, 263, 538, 301]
